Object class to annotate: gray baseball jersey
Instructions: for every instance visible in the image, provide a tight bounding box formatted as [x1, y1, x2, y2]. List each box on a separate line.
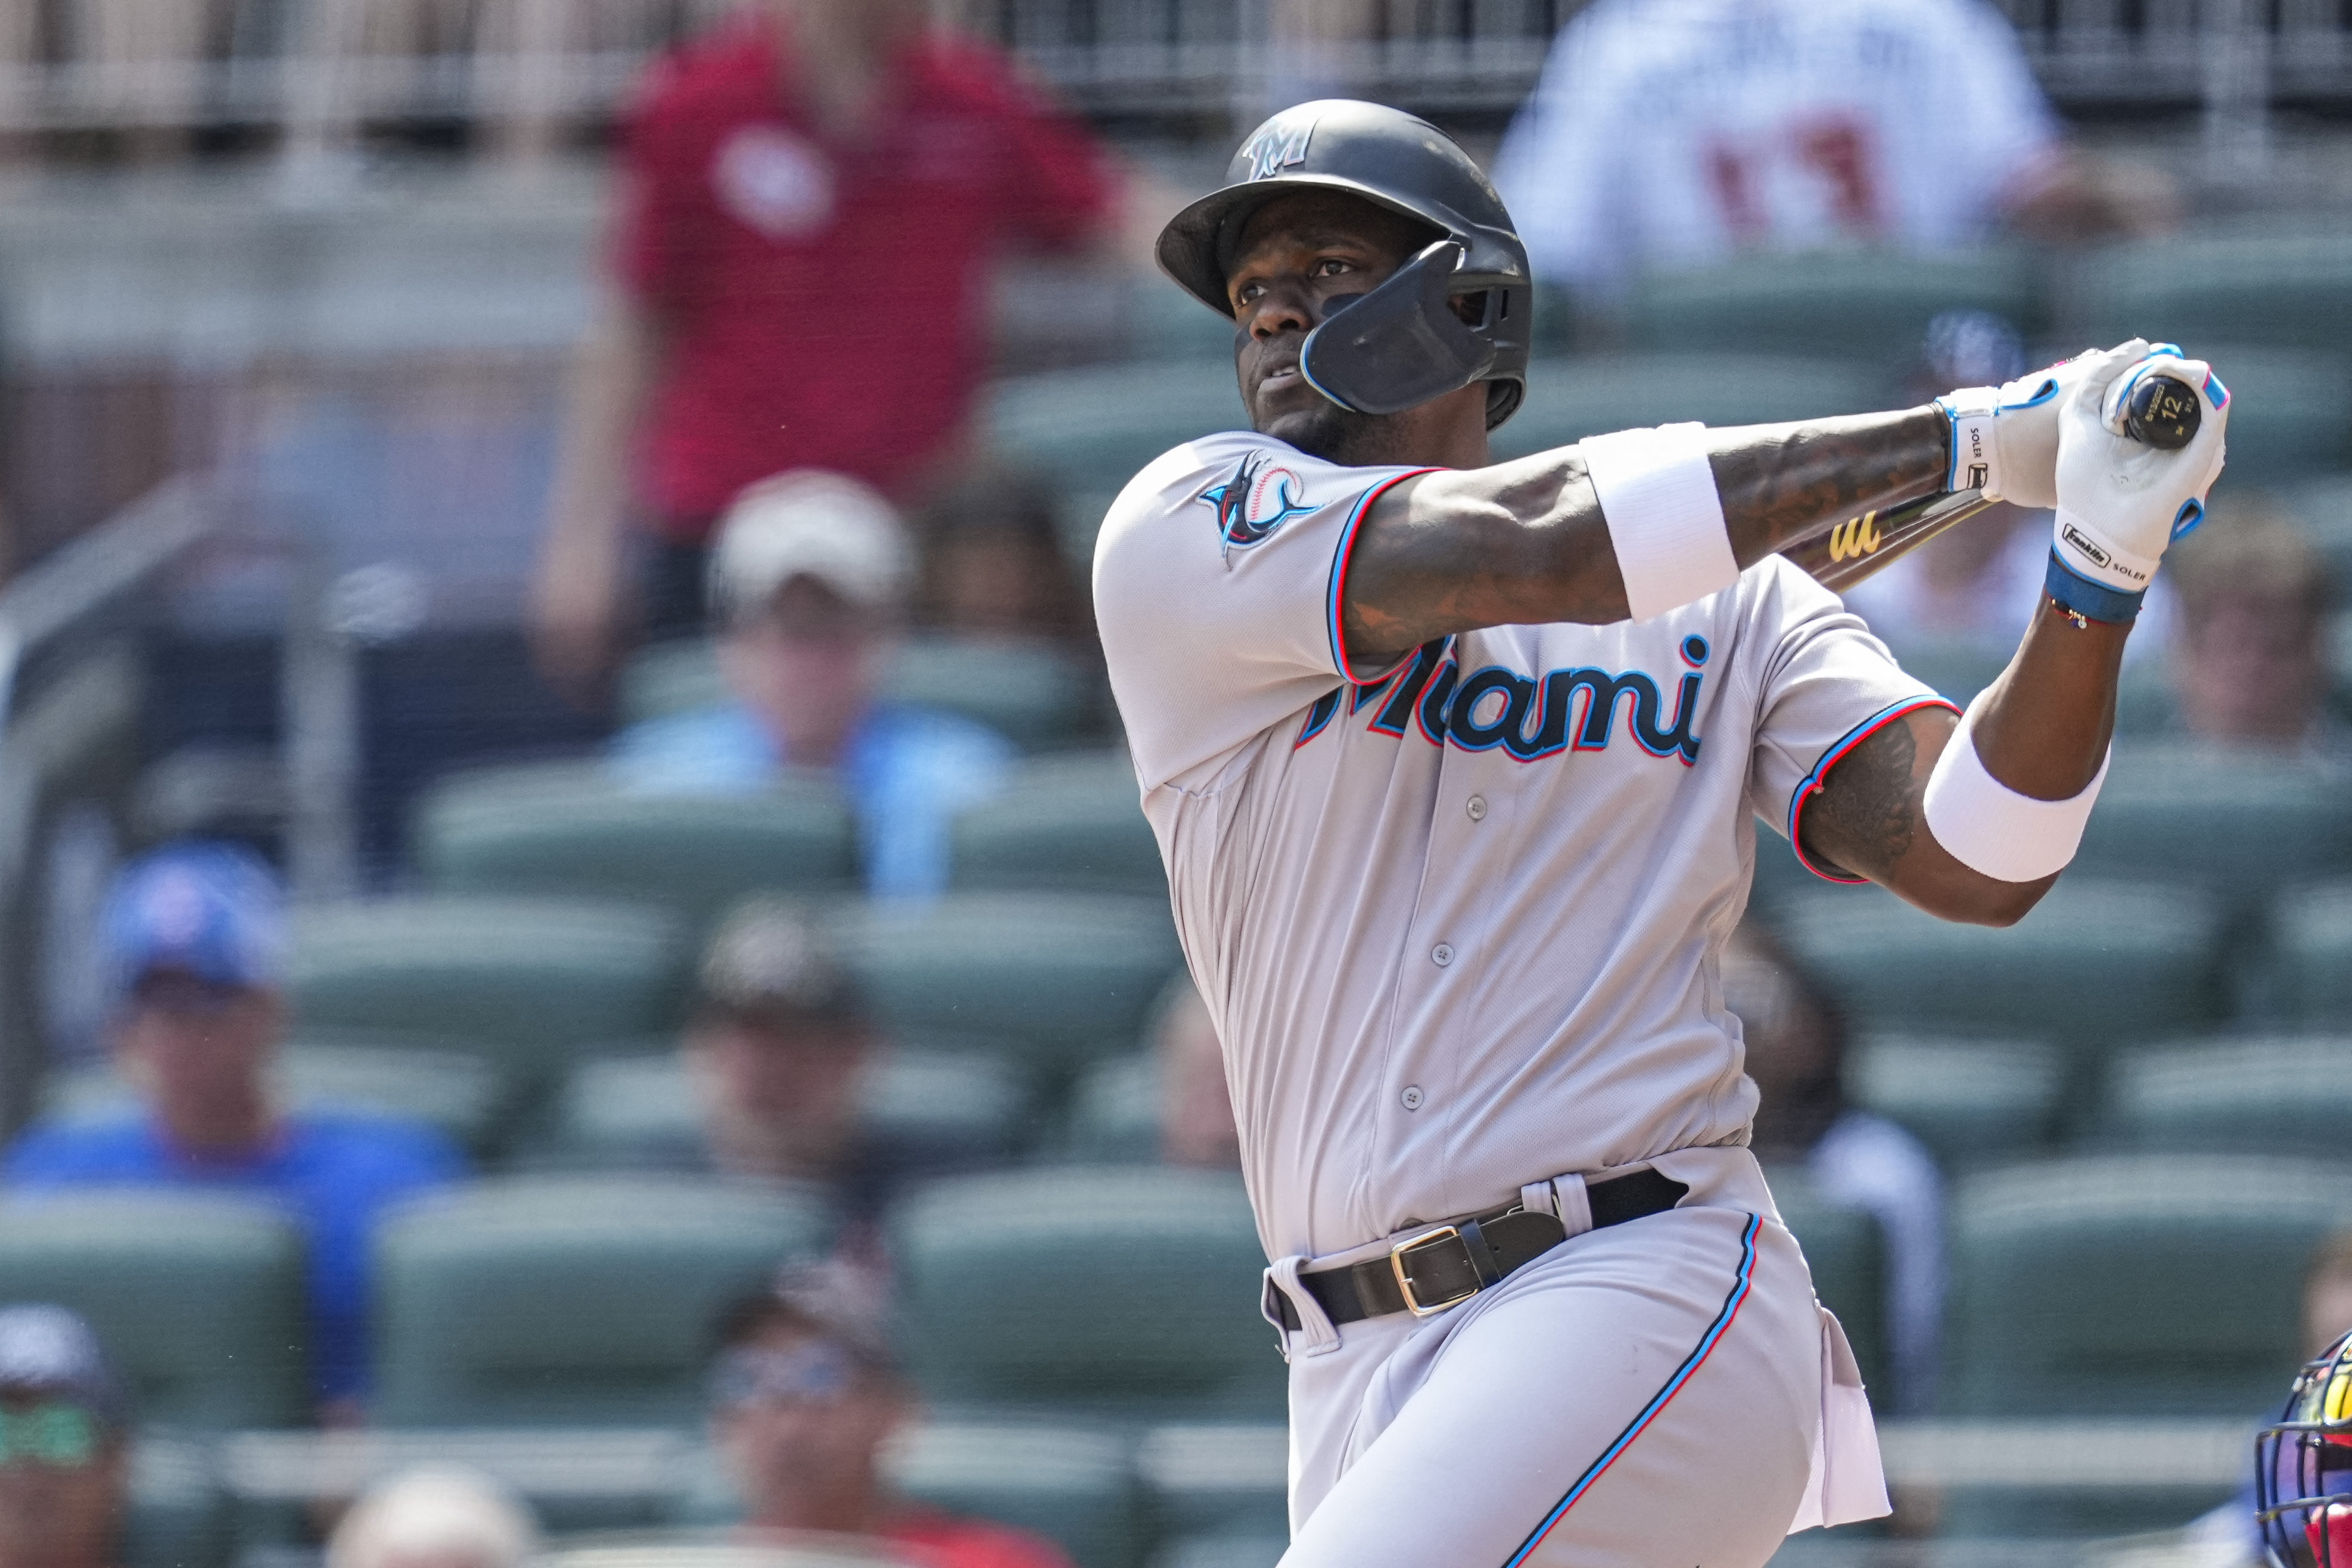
[1093, 430, 1946, 1268]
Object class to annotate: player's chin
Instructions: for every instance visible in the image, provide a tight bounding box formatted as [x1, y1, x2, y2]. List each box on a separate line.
[1256, 399, 1398, 466]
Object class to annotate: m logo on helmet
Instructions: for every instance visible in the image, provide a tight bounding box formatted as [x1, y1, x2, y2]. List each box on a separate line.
[1243, 119, 1315, 181]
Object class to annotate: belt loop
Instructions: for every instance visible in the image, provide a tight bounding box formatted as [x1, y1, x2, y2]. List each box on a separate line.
[1552, 1174, 1594, 1240]
[1518, 1178, 1557, 1221]
[1264, 1256, 1342, 1358]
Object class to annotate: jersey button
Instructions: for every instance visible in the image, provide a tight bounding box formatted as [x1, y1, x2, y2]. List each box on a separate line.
[1401, 1085, 1424, 1111]
[1466, 795, 1487, 822]
[1432, 943, 1455, 967]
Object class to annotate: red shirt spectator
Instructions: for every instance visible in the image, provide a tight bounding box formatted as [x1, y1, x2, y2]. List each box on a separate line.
[533, 1, 1118, 689]
[886, 1511, 1075, 1568]
[617, 17, 1113, 530]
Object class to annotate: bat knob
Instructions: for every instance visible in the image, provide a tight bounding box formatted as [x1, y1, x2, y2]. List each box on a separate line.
[2121, 373, 2200, 450]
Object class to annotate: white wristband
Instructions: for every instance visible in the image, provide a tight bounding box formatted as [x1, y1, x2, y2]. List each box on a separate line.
[1582, 422, 1738, 621]
[1922, 697, 2109, 883]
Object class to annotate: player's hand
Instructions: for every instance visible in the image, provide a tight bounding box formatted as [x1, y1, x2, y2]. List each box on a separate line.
[2051, 343, 2229, 595]
[1937, 343, 2127, 509]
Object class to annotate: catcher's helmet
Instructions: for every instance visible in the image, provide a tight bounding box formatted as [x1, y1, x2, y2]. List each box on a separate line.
[2258, 1329, 2352, 1564]
[1156, 99, 1532, 430]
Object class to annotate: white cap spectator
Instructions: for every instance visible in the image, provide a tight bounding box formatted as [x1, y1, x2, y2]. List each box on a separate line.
[708, 470, 916, 624]
[326, 1465, 540, 1568]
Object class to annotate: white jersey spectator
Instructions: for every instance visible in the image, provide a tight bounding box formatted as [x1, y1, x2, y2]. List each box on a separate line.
[1493, 0, 2063, 297]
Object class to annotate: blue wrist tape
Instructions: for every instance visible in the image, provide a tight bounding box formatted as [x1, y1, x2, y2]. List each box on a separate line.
[2045, 550, 2145, 624]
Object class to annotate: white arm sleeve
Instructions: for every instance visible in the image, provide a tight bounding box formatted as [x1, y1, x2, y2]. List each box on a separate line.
[1092, 433, 1432, 790]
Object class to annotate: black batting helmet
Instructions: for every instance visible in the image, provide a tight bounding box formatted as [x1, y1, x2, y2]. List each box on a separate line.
[1157, 99, 1532, 430]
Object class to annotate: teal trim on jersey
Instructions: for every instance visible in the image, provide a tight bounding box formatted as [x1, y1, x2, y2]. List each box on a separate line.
[1784, 694, 1959, 885]
[1325, 468, 1438, 682]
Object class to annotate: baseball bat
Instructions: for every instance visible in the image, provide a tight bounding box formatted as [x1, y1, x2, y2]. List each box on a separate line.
[1781, 373, 2201, 594]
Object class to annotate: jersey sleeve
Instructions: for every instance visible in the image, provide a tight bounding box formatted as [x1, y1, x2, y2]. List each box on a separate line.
[1741, 559, 1955, 881]
[1093, 434, 1432, 790]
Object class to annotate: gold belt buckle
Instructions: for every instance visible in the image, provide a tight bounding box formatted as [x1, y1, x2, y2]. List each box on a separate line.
[1389, 1224, 1479, 1318]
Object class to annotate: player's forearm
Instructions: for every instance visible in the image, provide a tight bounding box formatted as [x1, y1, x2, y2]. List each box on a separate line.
[1966, 605, 2128, 799]
[1343, 406, 1949, 660]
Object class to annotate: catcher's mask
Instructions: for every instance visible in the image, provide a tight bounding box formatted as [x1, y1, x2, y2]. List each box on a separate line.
[2258, 1328, 2352, 1565]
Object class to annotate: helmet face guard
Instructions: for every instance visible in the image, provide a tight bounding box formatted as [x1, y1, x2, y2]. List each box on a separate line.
[1156, 100, 1533, 433]
[1299, 239, 1527, 427]
[2258, 1331, 2352, 1566]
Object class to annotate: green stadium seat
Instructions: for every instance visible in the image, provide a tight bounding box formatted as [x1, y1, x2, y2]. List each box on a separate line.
[1153, 1537, 1286, 1568]
[2073, 741, 2352, 907]
[1874, 634, 2177, 736]
[1746, 827, 1816, 913]
[525, 1049, 1036, 1172]
[288, 897, 688, 1090]
[620, 638, 729, 723]
[2079, 224, 2352, 354]
[1492, 354, 1884, 463]
[0, 1193, 309, 1428]
[1844, 1034, 2064, 1172]
[985, 362, 1246, 503]
[1137, 1423, 1289, 1545]
[886, 636, 1103, 755]
[670, 1421, 1142, 1568]
[2286, 475, 2352, 592]
[125, 1438, 229, 1568]
[1779, 878, 2226, 1057]
[1063, 1054, 1159, 1164]
[952, 752, 1162, 897]
[413, 762, 858, 925]
[2103, 1036, 2352, 1159]
[371, 1175, 829, 1427]
[617, 636, 1099, 754]
[1623, 248, 2042, 362]
[1133, 275, 1243, 362]
[2160, 347, 2352, 484]
[890, 1167, 1281, 1421]
[1764, 1169, 1889, 1400]
[536, 1541, 915, 1568]
[839, 894, 1184, 1075]
[41, 1034, 511, 1159]
[1942, 1155, 2352, 1417]
[2274, 882, 2352, 1025]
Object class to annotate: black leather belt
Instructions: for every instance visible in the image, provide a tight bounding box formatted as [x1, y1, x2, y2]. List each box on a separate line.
[1269, 1166, 1690, 1330]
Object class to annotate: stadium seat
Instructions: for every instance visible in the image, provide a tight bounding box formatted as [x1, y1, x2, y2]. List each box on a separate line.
[1844, 1034, 2065, 1172]
[890, 1167, 1283, 1421]
[894, 1423, 1144, 1568]
[1779, 878, 2226, 1057]
[951, 751, 1163, 897]
[2275, 882, 2352, 1025]
[1492, 354, 1883, 463]
[1873, 634, 2175, 736]
[2135, 346, 2352, 484]
[1137, 1422, 1290, 1545]
[1764, 1169, 1889, 1400]
[287, 897, 689, 1090]
[839, 894, 1184, 1075]
[124, 1437, 228, 1568]
[886, 636, 1105, 754]
[2286, 475, 2352, 592]
[0, 1192, 309, 1428]
[525, 1049, 1037, 1172]
[1152, 1539, 1286, 1568]
[40, 1034, 512, 1159]
[617, 634, 1100, 754]
[2079, 223, 2352, 355]
[371, 1175, 830, 1427]
[1623, 248, 2042, 362]
[2073, 741, 2352, 907]
[986, 361, 1246, 503]
[413, 761, 859, 924]
[2102, 1036, 2352, 1159]
[1942, 1155, 2352, 1417]
[1063, 1054, 1160, 1164]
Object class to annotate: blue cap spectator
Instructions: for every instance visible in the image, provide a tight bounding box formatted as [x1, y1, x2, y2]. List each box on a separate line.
[0, 1305, 131, 1568]
[5, 842, 462, 1420]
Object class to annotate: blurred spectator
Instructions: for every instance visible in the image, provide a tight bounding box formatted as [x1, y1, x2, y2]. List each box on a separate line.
[0, 1305, 131, 1568]
[530, 0, 1120, 686]
[711, 1260, 1074, 1567]
[1153, 978, 1238, 1171]
[1724, 923, 1943, 1415]
[328, 1466, 540, 1568]
[608, 472, 1016, 900]
[1493, 0, 2177, 303]
[2166, 499, 2345, 757]
[913, 469, 1092, 649]
[2, 844, 461, 1417]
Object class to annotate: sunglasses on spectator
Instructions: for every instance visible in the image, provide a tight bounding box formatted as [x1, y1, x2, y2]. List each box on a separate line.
[710, 1342, 862, 1410]
[0, 1404, 101, 1468]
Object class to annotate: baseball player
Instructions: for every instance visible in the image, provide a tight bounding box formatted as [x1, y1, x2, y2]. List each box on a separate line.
[1091, 101, 2228, 1567]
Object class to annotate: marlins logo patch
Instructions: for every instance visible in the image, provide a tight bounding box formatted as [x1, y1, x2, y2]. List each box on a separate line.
[1199, 452, 1317, 559]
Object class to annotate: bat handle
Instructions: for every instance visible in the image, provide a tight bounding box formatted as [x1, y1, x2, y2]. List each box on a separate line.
[2121, 372, 2200, 451]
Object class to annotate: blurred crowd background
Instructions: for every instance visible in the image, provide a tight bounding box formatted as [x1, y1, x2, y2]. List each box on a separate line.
[0, 1, 2348, 1566]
